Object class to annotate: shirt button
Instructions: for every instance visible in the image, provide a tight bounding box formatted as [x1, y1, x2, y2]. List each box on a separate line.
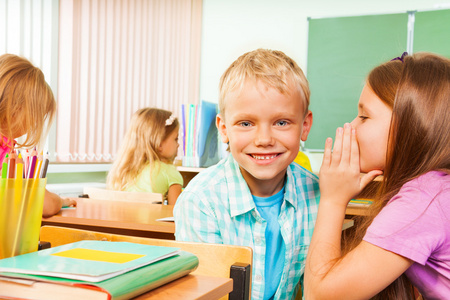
[255, 237, 261, 244]
[256, 275, 262, 281]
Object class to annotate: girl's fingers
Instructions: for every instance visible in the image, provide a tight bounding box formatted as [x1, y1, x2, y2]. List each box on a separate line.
[331, 127, 343, 166]
[341, 123, 352, 165]
[350, 128, 360, 169]
[360, 170, 383, 189]
[321, 137, 333, 169]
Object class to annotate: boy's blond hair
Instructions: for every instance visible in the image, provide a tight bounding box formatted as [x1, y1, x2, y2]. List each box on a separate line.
[0, 54, 56, 148]
[107, 107, 179, 191]
[218, 49, 310, 118]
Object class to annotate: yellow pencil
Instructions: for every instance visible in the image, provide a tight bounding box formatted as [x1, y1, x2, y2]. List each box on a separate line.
[16, 154, 24, 179]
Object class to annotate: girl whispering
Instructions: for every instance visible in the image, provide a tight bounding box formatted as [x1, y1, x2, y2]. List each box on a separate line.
[305, 52, 450, 299]
[107, 108, 183, 205]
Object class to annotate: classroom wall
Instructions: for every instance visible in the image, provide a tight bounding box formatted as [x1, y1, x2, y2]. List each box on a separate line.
[49, 0, 448, 186]
[199, 0, 447, 102]
[199, 0, 448, 172]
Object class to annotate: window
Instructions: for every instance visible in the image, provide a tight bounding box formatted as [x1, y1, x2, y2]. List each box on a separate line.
[0, 0, 59, 153]
[1, 0, 202, 163]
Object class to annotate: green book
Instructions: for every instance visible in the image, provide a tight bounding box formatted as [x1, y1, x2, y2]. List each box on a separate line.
[0, 240, 181, 282]
[0, 241, 199, 300]
[0, 251, 198, 300]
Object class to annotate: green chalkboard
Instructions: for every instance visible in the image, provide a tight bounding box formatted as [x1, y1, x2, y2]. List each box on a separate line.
[306, 13, 408, 149]
[413, 9, 450, 58]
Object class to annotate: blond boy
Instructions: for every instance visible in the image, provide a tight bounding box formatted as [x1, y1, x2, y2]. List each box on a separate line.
[174, 49, 320, 300]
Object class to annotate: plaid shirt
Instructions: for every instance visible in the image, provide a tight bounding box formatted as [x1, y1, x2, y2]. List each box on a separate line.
[174, 155, 320, 300]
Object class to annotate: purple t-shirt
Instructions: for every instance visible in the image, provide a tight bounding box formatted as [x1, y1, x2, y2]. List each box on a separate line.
[364, 171, 450, 299]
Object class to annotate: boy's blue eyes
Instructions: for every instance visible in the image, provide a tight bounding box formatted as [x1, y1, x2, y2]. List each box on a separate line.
[238, 120, 289, 127]
[276, 120, 288, 126]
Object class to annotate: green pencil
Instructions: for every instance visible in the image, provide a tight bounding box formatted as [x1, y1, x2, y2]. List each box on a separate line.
[1, 154, 8, 179]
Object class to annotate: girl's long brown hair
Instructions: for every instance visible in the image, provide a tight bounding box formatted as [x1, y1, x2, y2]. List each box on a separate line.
[0, 54, 56, 148]
[107, 108, 179, 191]
[343, 52, 450, 299]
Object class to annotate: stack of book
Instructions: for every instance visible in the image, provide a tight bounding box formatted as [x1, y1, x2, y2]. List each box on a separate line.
[0, 240, 199, 299]
[348, 198, 373, 207]
[180, 100, 222, 168]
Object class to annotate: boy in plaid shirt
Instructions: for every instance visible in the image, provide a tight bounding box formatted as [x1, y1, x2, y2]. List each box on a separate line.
[174, 49, 320, 300]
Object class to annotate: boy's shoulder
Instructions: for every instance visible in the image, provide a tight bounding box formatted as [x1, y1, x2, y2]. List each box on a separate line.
[286, 162, 320, 204]
[180, 155, 254, 207]
[288, 162, 319, 183]
[183, 157, 230, 191]
[176, 157, 241, 212]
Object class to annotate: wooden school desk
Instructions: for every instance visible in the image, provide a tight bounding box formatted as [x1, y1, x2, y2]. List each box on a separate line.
[342, 219, 354, 230]
[134, 274, 232, 300]
[42, 198, 354, 241]
[344, 175, 382, 217]
[0, 274, 232, 300]
[41, 198, 176, 239]
[346, 204, 370, 216]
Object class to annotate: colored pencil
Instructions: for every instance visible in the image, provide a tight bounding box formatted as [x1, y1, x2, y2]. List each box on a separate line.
[39, 157, 49, 178]
[27, 149, 37, 179]
[7, 151, 16, 178]
[22, 149, 30, 177]
[16, 154, 24, 179]
[2, 153, 8, 179]
[34, 151, 43, 179]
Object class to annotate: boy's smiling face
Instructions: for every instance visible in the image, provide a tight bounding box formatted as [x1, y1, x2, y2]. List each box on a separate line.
[217, 80, 312, 196]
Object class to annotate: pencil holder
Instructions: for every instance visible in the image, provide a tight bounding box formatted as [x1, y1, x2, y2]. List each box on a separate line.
[0, 178, 47, 259]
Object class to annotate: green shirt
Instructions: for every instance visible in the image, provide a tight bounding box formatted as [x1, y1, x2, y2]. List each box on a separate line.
[125, 162, 183, 195]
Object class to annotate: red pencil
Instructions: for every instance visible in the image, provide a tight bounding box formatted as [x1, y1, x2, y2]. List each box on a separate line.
[7, 151, 16, 178]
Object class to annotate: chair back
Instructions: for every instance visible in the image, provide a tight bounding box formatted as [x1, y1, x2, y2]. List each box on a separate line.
[83, 186, 163, 204]
[40, 225, 253, 300]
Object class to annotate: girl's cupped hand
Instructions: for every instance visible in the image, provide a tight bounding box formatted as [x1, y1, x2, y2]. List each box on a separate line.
[319, 123, 382, 207]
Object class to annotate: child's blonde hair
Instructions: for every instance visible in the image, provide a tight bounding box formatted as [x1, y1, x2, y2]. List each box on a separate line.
[218, 48, 310, 118]
[0, 54, 56, 148]
[107, 107, 179, 191]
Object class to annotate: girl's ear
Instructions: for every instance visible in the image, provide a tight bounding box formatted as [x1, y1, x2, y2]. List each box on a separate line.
[216, 114, 229, 143]
[156, 141, 163, 154]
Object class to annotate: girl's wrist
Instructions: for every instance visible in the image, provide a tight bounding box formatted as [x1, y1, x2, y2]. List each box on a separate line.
[318, 198, 348, 215]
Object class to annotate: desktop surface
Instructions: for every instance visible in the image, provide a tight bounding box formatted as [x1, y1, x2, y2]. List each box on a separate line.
[42, 198, 175, 239]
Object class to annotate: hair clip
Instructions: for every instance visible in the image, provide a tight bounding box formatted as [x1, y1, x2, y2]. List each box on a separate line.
[165, 114, 176, 126]
[391, 52, 408, 62]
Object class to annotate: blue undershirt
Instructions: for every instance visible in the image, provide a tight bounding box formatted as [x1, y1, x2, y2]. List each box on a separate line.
[252, 187, 286, 300]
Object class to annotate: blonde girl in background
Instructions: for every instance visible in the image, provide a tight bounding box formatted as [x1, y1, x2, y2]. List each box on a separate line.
[305, 52, 450, 299]
[0, 54, 76, 217]
[107, 108, 183, 205]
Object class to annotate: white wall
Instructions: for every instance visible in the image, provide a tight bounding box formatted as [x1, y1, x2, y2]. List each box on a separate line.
[199, 0, 447, 102]
[199, 0, 448, 172]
